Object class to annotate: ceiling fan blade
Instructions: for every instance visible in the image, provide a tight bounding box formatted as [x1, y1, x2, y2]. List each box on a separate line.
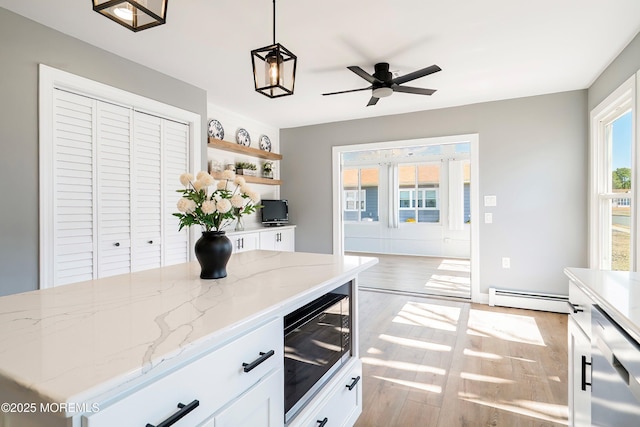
[367, 96, 380, 107]
[322, 86, 372, 96]
[392, 65, 441, 85]
[348, 66, 382, 84]
[392, 85, 437, 96]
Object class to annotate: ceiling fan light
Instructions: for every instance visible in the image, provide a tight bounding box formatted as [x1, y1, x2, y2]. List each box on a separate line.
[92, 0, 168, 32]
[372, 87, 393, 98]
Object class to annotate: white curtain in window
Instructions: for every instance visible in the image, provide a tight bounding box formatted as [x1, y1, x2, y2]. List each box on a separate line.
[388, 164, 399, 228]
[449, 160, 464, 230]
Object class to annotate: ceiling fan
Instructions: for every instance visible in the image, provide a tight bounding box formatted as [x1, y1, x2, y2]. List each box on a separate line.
[322, 62, 441, 106]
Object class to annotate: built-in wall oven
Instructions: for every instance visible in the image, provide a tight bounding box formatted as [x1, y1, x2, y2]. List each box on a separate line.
[283, 281, 352, 424]
[591, 305, 640, 426]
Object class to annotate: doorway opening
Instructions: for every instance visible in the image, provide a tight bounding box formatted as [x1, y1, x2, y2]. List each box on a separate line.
[332, 135, 479, 301]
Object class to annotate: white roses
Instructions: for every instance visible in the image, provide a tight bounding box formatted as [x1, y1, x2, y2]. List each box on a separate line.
[174, 170, 261, 232]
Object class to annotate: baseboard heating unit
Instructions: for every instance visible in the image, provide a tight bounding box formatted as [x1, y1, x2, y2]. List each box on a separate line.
[488, 288, 569, 313]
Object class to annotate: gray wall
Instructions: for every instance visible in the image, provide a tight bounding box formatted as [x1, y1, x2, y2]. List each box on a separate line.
[589, 32, 640, 111]
[281, 91, 588, 296]
[0, 8, 207, 296]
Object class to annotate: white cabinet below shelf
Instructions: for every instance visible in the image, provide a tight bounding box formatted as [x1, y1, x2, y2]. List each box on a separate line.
[260, 228, 295, 252]
[226, 226, 296, 253]
[229, 232, 260, 253]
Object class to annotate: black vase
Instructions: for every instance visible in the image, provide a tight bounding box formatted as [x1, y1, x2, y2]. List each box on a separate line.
[194, 231, 232, 279]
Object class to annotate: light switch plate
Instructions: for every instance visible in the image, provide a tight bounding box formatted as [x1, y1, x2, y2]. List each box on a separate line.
[484, 213, 493, 223]
[484, 195, 497, 207]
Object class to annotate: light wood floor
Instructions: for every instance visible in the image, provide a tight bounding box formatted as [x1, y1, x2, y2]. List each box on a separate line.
[348, 253, 471, 299]
[355, 290, 568, 427]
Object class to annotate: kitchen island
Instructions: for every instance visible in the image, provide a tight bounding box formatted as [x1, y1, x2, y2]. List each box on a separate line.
[565, 267, 640, 426]
[0, 250, 377, 427]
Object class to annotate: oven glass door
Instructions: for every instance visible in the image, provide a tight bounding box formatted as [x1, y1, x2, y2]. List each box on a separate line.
[284, 291, 350, 421]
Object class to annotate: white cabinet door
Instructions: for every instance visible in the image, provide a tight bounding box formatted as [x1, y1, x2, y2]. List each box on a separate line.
[96, 102, 133, 278]
[52, 89, 97, 286]
[568, 316, 591, 427]
[203, 369, 284, 427]
[230, 232, 260, 253]
[163, 120, 190, 266]
[132, 111, 163, 272]
[260, 228, 295, 252]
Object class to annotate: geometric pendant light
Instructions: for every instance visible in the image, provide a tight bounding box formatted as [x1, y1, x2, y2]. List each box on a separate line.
[92, 0, 168, 32]
[251, 0, 297, 98]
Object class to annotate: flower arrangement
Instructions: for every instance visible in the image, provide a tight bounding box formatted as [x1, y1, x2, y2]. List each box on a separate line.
[262, 161, 274, 179]
[174, 170, 261, 232]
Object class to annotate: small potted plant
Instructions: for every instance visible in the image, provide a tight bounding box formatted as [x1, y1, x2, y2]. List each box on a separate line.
[235, 161, 257, 177]
[263, 161, 274, 179]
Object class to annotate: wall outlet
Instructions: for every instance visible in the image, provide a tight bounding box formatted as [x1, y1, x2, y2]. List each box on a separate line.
[484, 213, 493, 224]
[502, 257, 511, 269]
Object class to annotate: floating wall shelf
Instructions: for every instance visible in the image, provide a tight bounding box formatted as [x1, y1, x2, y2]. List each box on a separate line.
[208, 138, 283, 161]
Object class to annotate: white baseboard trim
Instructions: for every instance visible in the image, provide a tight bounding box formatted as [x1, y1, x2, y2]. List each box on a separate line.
[488, 287, 569, 314]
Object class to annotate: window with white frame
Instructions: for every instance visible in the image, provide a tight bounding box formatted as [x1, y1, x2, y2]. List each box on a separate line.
[398, 163, 440, 223]
[344, 190, 366, 211]
[343, 167, 379, 222]
[590, 75, 636, 271]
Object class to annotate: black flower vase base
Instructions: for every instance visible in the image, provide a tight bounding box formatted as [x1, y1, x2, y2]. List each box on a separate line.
[194, 232, 232, 279]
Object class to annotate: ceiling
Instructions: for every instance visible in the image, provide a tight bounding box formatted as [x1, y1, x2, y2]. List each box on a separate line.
[1, 0, 640, 129]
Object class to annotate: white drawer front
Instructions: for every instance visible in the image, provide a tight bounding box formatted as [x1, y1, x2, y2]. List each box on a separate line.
[569, 280, 591, 337]
[84, 318, 282, 427]
[296, 360, 362, 427]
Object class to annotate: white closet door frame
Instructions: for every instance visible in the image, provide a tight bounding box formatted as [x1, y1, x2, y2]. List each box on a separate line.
[39, 64, 202, 289]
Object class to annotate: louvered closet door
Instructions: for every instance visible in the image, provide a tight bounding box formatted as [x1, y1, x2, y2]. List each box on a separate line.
[96, 102, 133, 278]
[52, 90, 96, 286]
[132, 112, 163, 271]
[163, 120, 190, 265]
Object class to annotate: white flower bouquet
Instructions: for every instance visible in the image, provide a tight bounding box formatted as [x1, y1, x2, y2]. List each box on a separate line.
[174, 170, 261, 232]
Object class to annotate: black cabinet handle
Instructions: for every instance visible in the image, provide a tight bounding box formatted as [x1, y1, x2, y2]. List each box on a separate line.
[568, 302, 583, 314]
[148, 240, 153, 244]
[317, 417, 328, 427]
[114, 242, 120, 247]
[145, 399, 199, 427]
[346, 375, 361, 391]
[241, 237, 244, 249]
[581, 355, 592, 391]
[242, 350, 275, 372]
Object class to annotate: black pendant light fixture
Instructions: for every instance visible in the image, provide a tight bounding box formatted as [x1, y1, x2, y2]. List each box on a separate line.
[92, 0, 168, 32]
[251, 0, 297, 98]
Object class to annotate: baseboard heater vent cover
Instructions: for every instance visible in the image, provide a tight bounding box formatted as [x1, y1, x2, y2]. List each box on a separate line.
[488, 288, 569, 313]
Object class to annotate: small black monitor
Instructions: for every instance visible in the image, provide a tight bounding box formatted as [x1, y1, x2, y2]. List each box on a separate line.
[261, 199, 289, 226]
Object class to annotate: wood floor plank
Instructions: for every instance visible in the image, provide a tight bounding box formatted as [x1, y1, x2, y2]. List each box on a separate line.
[348, 252, 471, 298]
[356, 289, 568, 427]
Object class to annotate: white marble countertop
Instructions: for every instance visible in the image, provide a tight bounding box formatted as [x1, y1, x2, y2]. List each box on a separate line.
[564, 267, 640, 343]
[0, 250, 377, 413]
